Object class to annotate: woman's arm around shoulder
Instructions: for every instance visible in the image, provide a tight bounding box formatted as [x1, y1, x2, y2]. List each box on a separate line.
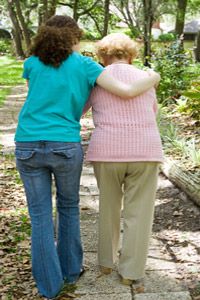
[96, 69, 160, 99]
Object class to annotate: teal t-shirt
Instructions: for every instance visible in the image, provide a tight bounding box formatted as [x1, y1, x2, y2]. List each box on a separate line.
[15, 52, 104, 142]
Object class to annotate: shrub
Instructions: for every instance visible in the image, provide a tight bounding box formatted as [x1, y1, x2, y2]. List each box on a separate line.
[82, 30, 100, 41]
[182, 79, 200, 121]
[0, 39, 12, 55]
[158, 33, 176, 42]
[157, 105, 200, 166]
[152, 39, 192, 104]
[124, 28, 140, 39]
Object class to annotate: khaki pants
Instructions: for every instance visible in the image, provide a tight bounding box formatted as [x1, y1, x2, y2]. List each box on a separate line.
[93, 161, 159, 280]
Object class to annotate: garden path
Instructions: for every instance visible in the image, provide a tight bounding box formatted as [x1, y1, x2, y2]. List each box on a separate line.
[0, 85, 199, 300]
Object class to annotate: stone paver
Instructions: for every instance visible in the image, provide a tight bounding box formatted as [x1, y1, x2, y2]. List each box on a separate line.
[134, 291, 192, 300]
[0, 133, 15, 147]
[79, 293, 132, 299]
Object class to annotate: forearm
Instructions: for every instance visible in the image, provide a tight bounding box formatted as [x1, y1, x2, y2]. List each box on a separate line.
[96, 69, 160, 99]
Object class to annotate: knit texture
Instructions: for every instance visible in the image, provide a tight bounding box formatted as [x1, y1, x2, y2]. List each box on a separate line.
[85, 63, 163, 162]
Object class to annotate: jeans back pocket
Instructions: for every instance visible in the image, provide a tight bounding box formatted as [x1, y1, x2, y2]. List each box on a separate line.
[15, 149, 35, 160]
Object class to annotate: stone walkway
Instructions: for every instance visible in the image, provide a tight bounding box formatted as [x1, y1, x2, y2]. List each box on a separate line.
[1, 85, 199, 300]
[78, 164, 193, 300]
[0, 85, 26, 149]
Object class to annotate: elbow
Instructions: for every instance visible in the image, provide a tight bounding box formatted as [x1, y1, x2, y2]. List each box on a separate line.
[123, 88, 135, 99]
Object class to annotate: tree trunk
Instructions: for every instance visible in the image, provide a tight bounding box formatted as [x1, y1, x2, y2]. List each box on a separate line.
[38, 0, 48, 25]
[15, 0, 31, 52]
[38, 0, 57, 25]
[162, 157, 200, 207]
[102, 0, 110, 37]
[175, 0, 188, 37]
[142, 0, 153, 67]
[47, 0, 57, 19]
[6, 0, 25, 58]
[195, 30, 200, 62]
[73, 0, 79, 21]
[88, 12, 103, 37]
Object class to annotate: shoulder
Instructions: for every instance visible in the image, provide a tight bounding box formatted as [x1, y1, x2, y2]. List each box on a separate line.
[24, 55, 39, 64]
[69, 52, 103, 69]
[23, 55, 40, 68]
[66, 52, 91, 64]
[107, 64, 147, 76]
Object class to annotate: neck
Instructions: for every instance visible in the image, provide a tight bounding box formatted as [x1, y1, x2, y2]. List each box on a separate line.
[104, 57, 131, 66]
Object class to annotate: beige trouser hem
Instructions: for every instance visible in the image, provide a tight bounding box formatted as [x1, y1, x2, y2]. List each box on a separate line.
[93, 161, 159, 280]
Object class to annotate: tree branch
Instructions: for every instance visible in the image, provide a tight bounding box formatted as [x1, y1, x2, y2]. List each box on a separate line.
[78, 0, 100, 17]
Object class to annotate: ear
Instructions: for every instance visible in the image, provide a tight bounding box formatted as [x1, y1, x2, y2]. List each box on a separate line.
[72, 42, 80, 52]
[128, 56, 133, 64]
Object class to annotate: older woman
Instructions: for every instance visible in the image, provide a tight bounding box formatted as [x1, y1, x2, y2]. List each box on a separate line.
[84, 33, 163, 285]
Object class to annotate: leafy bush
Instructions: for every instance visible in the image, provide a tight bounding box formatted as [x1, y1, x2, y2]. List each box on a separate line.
[182, 79, 200, 121]
[152, 39, 192, 104]
[0, 39, 12, 54]
[158, 33, 176, 42]
[157, 105, 200, 166]
[124, 28, 140, 39]
[82, 30, 100, 41]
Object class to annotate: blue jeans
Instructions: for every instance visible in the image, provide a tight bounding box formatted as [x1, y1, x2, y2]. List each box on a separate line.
[15, 141, 83, 298]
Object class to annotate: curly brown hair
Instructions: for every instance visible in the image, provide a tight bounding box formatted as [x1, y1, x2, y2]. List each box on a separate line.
[30, 15, 83, 67]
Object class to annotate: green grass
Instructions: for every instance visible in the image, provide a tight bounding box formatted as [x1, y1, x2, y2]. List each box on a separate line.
[0, 56, 24, 86]
[0, 56, 24, 105]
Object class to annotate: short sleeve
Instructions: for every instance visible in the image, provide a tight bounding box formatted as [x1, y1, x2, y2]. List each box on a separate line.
[83, 56, 104, 87]
[22, 58, 31, 79]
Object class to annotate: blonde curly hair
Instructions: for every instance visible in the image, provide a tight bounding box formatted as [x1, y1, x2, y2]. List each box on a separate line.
[96, 33, 138, 64]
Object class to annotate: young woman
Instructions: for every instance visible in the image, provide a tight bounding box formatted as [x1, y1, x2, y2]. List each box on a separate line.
[15, 16, 160, 298]
[84, 33, 163, 286]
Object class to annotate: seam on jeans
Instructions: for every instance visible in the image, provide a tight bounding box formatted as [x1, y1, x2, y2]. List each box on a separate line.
[36, 164, 52, 296]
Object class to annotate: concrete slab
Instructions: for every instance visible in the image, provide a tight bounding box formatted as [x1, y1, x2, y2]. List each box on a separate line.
[81, 214, 98, 251]
[77, 253, 130, 295]
[82, 165, 94, 175]
[148, 248, 172, 260]
[146, 257, 177, 271]
[78, 293, 132, 299]
[80, 174, 97, 186]
[134, 291, 192, 300]
[80, 194, 99, 210]
[0, 133, 15, 147]
[143, 271, 186, 293]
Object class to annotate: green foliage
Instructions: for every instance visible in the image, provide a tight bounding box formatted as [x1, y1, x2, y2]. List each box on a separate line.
[0, 56, 24, 105]
[158, 105, 200, 166]
[187, 0, 200, 15]
[124, 28, 140, 39]
[80, 1, 119, 37]
[182, 79, 200, 121]
[175, 96, 188, 113]
[174, 64, 200, 121]
[0, 56, 24, 86]
[82, 30, 100, 41]
[158, 33, 176, 42]
[0, 39, 12, 55]
[153, 39, 192, 104]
